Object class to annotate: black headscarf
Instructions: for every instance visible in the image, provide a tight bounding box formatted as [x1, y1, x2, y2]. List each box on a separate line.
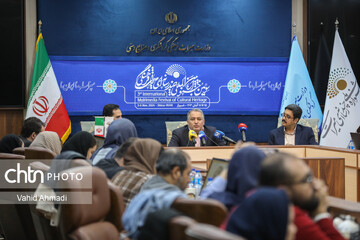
[226, 187, 290, 240]
[61, 131, 96, 158]
[208, 146, 266, 210]
[0, 134, 23, 153]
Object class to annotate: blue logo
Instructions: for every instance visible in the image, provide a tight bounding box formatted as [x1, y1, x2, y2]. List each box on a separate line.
[103, 79, 117, 94]
[227, 79, 241, 93]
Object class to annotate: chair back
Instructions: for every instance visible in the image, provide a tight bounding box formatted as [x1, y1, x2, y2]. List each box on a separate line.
[169, 216, 197, 240]
[105, 181, 126, 232]
[13, 147, 25, 155]
[165, 121, 187, 146]
[171, 198, 227, 226]
[185, 223, 246, 240]
[58, 166, 119, 240]
[0, 152, 25, 159]
[25, 146, 56, 160]
[328, 196, 360, 223]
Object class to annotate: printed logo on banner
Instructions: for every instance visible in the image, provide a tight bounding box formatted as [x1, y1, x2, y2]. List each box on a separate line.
[97, 64, 283, 110]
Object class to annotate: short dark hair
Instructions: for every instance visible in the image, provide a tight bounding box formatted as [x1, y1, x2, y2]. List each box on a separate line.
[156, 149, 189, 175]
[259, 152, 296, 186]
[187, 109, 205, 121]
[114, 137, 137, 160]
[102, 104, 120, 116]
[20, 117, 45, 138]
[285, 104, 302, 120]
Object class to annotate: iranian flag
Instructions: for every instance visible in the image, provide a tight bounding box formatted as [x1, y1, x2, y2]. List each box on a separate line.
[26, 33, 71, 143]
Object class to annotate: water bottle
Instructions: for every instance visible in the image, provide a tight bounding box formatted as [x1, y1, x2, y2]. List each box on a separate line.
[348, 140, 355, 150]
[188, 169, 196, 187]
[206, 177, 213, 187]
[194, 170, 203, 198]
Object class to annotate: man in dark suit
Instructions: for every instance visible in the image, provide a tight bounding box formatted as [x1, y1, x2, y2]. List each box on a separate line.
[168, 109, 227, 147]
[268, 104, 318, 145]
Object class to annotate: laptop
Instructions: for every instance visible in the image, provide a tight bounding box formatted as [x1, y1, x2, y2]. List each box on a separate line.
[202, 158, 229, 188]
[350, 132, 360, 150]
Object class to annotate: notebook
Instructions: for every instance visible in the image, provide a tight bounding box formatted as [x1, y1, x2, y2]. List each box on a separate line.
[203, 158, 229, 188]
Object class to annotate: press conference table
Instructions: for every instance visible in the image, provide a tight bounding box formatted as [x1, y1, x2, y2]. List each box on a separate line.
[167, 145, 360, 202]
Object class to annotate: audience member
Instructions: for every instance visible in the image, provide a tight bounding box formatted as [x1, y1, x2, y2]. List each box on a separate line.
[226, 187, 297, 240]
[168, 108, 227, 147]
[29, 131, 62, 155]
[0, 134, 24, 153]
[268, 104, 317, 145]
[61, 131, 97, 159]
[95, 137, 137, 179]
[202, 146, 266, 210]
[122, 148, 191, 239]
[102, 103, 122, 120]
[141, 148, 192, 192]
[91, 118, 137, 165]
[111, 138, 163, 206]
[19, 117, 45, 147]
[259, 152, 345, 240]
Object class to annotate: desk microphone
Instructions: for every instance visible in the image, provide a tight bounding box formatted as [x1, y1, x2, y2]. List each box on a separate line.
[238, 123, 248, 142]
[188, 130, 197, 144]
[214, 130, 237, 144]
[199, 130, 207, 146]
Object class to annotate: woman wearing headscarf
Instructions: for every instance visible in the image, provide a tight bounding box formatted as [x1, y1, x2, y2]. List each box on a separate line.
[225, 187, 297, 240]
[0, 134, 24, 153]
[30, 131, 62, 155]
[91, 118, 138, 165]
[111, 138, 163, 206]
[61, 131, 97, 159]
[205, 145, 266, 210]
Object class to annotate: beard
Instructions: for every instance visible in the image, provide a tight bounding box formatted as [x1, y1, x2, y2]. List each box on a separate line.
[293, 192, 319, 212]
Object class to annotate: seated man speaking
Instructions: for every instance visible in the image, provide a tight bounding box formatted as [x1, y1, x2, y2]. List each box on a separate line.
[168, 108, 226, 147]
[269, 104, 318, 145]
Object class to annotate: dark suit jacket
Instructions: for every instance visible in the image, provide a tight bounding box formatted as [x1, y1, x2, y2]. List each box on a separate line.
[168, 125, 227, 147]
[268, 124, 318, 145]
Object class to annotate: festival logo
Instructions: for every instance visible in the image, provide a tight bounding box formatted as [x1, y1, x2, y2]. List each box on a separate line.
[327, 67, 351, 99]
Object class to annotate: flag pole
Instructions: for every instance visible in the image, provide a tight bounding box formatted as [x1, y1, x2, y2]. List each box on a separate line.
[292, 22, 296, 38]
[38, 20, 42, 34]
[335, 18, 339, 30]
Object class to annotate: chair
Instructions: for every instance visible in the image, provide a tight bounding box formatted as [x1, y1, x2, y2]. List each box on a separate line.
[58, 166, 120, 240]
[105, 181, 126, 232]
[0, 152, 25, 159]
[25, 146, 56, 160]
[185, 223, 246, 240]
[171, 198, 227, 227]
[169, 215, 197, 240]
[165, 121, 187, 146]
[13, 147, 25, 155]
[327, 196, 360, 223]
[277, 118, 319, 143]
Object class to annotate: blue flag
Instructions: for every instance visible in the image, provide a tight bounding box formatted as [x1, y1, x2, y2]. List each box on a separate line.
[280, 36, 323, 129]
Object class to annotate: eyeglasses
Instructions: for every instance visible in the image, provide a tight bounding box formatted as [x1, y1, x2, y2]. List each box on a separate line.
[281, 113, 293, 120]
[292, 172, 313, 185]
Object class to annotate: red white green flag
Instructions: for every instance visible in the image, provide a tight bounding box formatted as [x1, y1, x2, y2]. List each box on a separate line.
[26, 33, 71, 143]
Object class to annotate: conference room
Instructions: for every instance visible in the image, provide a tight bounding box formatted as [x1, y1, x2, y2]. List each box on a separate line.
[1, 0, 360, 239]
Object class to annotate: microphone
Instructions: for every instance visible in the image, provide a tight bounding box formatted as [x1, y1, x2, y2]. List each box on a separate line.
[214, 130, 237, 144]
[198, 130, 207, 146]
[188, 130, 197, 144]
[238, 123, 247, 142]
